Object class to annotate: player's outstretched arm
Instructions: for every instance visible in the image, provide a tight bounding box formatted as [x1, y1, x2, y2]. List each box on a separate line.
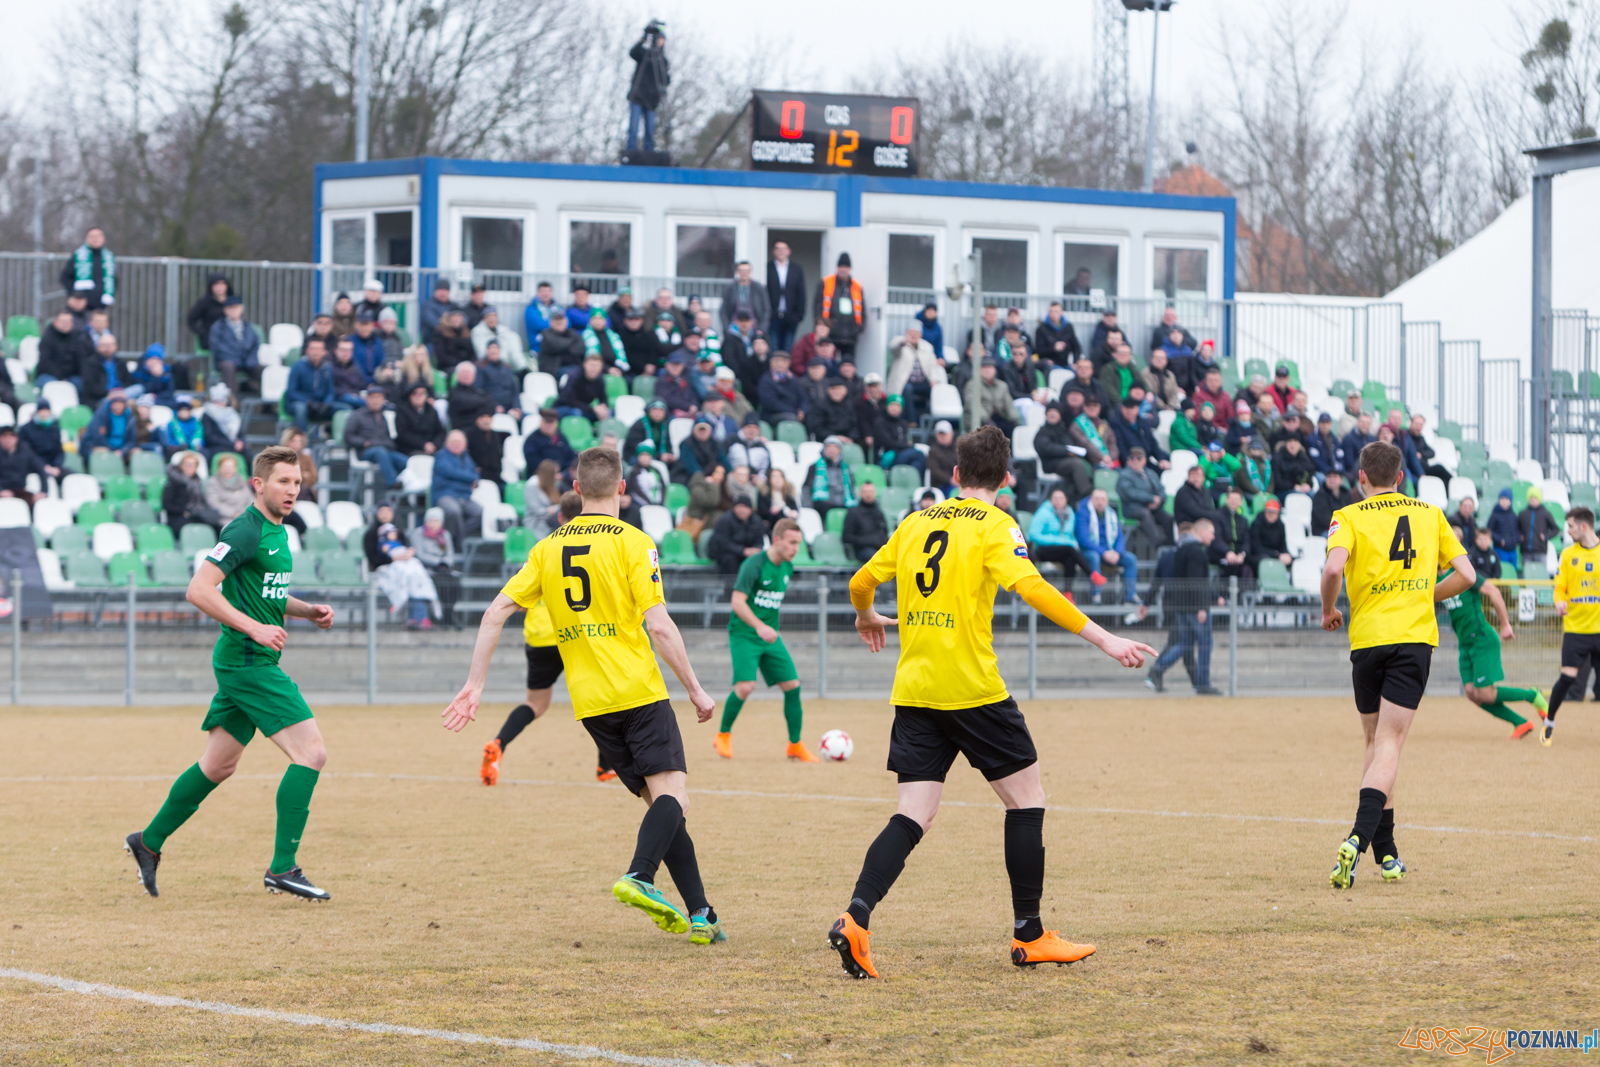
[848, 566, 897, 652]
[1013, 573, 1155, 667]
[643, 603, 716, 722]
[1320, 547, 1348, 631]
[1480, 577, 1515, 641]
[187, 560, 286, 651]
[1434, 553, 1476, 602]
[285, 596, 335, 629]
[442, 593, 519, 732]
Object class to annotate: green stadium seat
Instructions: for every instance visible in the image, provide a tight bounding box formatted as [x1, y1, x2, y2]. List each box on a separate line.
[758, 421, 774, 440]
[1361, 380, 1388, 402]
[502, 526, 536, 563]
[560, 416, 594, 449]
[888, 465, 924, 491]
[319, 553, 365, 586]
[504, 480, 526, 515]
[108, 551, 157, 587]
[1329, 380, 1358, 402]
[331, 408, 351, 443]
[289, 551, 319, 585]
[659, 529, 700, 565]
[52, 526, 89, 554]
[665, 483, 690, 512]
[59, 406, 93, 440]
[697, 528, 715, 559]
[776, 421, 806, 447]
[5, 315, 41, 342]
[1486, 460, 1515, 484]
[151, 550, 191, 586]
[809, 533, 850, 566]
[1582, 370, 1600, 400]
[825, 508, 846, 535]
[1243, 359, 1271, 382]
[1523, 560, 1550, 581]
[66, 550, 109, 587]
[129, 450, 165, 485]
[630, 375, 656, 400]
[104, 474, 140, 504]
[1554, 369, 1577, 397]
[181, 523, 218, 556]
[211, 451, 247, 477]
[1571, 483, 1598, 508]
[1256, 559, 1295, 595]
[880, 487, 911, 516]
[76, 500, 113, 528]
[852, 465, 886, 489]
[144, 474, 166, 508]
[305, 526, 343, 553]
[1016, 509, 1034, 532]
[88, 450, 125, 484]
[136, 523, 175, 555]
[791, 538, 816, 566]
[604, 375, 628, 401]
[595, 417, 627, 441]
[1435, 420, 1463, 444]
[841, 443, 866, 469]
[117, 500, 156, 529]
[1093, 468, 1120, 492]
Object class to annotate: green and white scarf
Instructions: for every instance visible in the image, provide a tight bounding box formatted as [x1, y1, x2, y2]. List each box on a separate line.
[73, 244, 115, 301]
[1073, 413, 1107, 456]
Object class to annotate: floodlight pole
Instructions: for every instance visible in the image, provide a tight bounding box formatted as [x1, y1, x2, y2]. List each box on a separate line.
[354, 0, 371, 163]
[1141, 0, 1163, 193]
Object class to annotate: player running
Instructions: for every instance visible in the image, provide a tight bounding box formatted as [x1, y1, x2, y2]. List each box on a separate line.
[123, 447, 336, 901]
[714, 517, 818, 762]
[480, 492, 617, 786]
[1539, 506, 1600, 746]
[829, 425, 1156, 978]
[1439, 566, 1547, 738]
[1320, 440, 1472, 889]
[444, 447, 726, 945]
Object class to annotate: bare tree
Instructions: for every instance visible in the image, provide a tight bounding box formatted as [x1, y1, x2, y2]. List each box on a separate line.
[1517, 3, 1600, 143]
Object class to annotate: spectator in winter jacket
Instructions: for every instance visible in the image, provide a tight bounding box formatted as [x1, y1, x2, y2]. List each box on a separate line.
[841, 482, 891, 561]
[999, 331, 1043, 401]
[131, 346, 177, 406]
[1068, 395, 1118, 469]
[1248, 497, 1293, 576]
[430, 310, 476, 375]
[1076, 489, 1139, 604]
[1033, 301, 1082, 371]
[1234, 437, 1273, 497]
[1307, 412, 1342, 474]
[1117, 448, 1171, 548]
[1191, 368, 1231, 430]
[1200, 440, 1241, 496]
[200, 383, 246, 458]
[616, 307, 661, 374]
[1336, 391, 1366, 438]
[1487, 488, 1520, 567]
[448, 360, 498, 430]
[470, 308, 527, 371]
[802, 436, 855, 520]
[476, 342, 522, 419]
[912, 302, 944, 358]
[810, 378, 860, 442]
[348, 311, 387, 377]
[18, 402, 64, 472]
[1149, 307, 1197, 354]
[1267, 408, 1308, 451]
[707, 497, 764, 573]
[1267, 365, 1295, 412]
[396, 382, 448, 456]
[1174, 462, 1220, 526]
[707, 366, 754, 424]
[1141, 348, 1183, 411]
[718, 260, 770, 330]
[345, 385, 408, 488]
[698, 393, 739, 448]
[757, 352, 809, 423]
[1469, 525, 1502, 580]
[524, 282, 560, 353]
[538, 314, 586, 378]
[965, 359, 1016, 436]
[37, 309, 93, 388]
[431, 431, 482, 544]
[162, 450, 223, 534]
[800, 355, 832, 415]
[1311, 469, 1353, 536]
[61, 227, 115, 310]
[1271, 436, 1317, 497]
[284, 338, 335, 431]
[1167, 400, 1205, 457]
[814, 252, 863, 357]
[582, 309, 630, 374]
[789, 319, 830, 376]
[873, 396, 923, 475]
[329, 292, 357, 340]
[564, 288, 601, 333]
[1520, 489, 1560, 561]
[725, 415, 771, 480]
[1224, 399, 1259, 454]
[1028, 488, 1101, 589]
[1406, 414, 1452, 482]
[522, 408, 577, 478]
[927, 421, 958, 495]
[1033, 403, 1094, 504]
[656, 353, 700, 418]
[624, 400, 675, 465]
[466, 411, 507, 488]
[1210, 488, 1251, 582]
[419, 279, 457, 346]
[887, 322, 945, 423]
[1098, 343, 1142, 404]
[1340, 413, 1377, 478]
[208, 296, 261, 395]
[626, 23, 669, 150]
[1108, 396, 1169, 469]
[186, 272, 233, 347]
[82, 391, 140, 457]
[330, 337, 370, 409]
[1448, 495, 1479, 547]
[0, 425, 49, 504]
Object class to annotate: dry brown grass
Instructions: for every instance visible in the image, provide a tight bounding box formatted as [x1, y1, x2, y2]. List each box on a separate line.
[1, 696, 1596, 1066]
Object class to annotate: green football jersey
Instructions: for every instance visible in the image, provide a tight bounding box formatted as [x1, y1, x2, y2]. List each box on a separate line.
[204, 505, 293, 667]
[1440, 572, 1494, 643]
[729, 550, 792, 637]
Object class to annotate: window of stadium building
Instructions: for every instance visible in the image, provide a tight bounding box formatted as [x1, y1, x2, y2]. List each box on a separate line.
[1062, 243, 1118, 298]
[675, 224, 737, 281]
[461, 216, 523, 291]
[568, 220, 632, 295]
[1153, 247, 1209, 302]
[970, 237, 1029, 295]
[331, 217, 365, 267]
[888, 233, 936, 295]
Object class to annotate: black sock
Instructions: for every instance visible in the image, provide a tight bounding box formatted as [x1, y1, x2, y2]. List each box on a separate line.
[847, 813, 924, 930]
[626, 796, 683, 884]
[1349, 787, 1387, 853]
[1004, 807, 1046, 942]
[1548, 674, 1573, 721]
[596, 746, 613, 772]
[1370, 808, 1397, 860]
[496, 704, 537, 750]
[661, 818, 709, 914]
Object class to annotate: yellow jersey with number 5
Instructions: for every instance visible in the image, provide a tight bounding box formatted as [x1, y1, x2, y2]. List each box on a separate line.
[1554, 540, 1600, 633]
[500, 515, 668, 718]
[857, 497, 1038, 709]
[1326, 490, 1465, 650]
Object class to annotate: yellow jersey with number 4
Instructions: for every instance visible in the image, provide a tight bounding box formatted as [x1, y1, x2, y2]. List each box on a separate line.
[500, 515, 668, 719]
[857, 497, 1038, 709]
[1554, 540, 1600, 633]
[1327, 491, 1465, 650]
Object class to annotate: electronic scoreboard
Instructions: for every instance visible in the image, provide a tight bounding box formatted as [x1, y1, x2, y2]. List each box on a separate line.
[749, 90, 919, 177]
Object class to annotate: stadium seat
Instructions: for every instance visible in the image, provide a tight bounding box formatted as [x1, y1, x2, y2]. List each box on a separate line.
[1416, 475, 1449, 510]
[659, 529, 700, 565]
[502, 526, 536, 563]
[809, 533, 850, 565]
[628, 374, 655, 400]
[595, 417, 627, 444]
[501, 479, 527, 516]
[58, 405, 93, 441]
[292, 500, 324, 528]
[798, 507, 823, 544]
[66, 550, 109, 587]
[331, 409, 352, 443]
[88, 450, 125, 485]
[118, 499, 156, 529]
[91, 522, 134, 561]
[928, 384, 963, 426]
[502, 435, 527, 481]
[129, 450, 165, 485]
[1256, 559, 1296, 598]
[561, 416, 595, 450]
[841, 443, 866, 469]
[614, 395, 645, 428]
[1047, 367, 1072, 398]
[665, 483, 690, 512]
[853, 465, 886, 489]
[1290, 557, 1323, 594]
[1093, 469, 1120, 493]
[1281, 493, 1314, 531]
[135, 523, 176, 555]
[51, 525, 89, 555]
[888, 465, 924, 491]
[0, 498, 29, 528]
[825, 508, 846, 536]
[1435, 420, 1463, 444]
[400, 454, 434, 495]
[776, 421, 806, 447]
[268, 323, 304, 351]
[1512, 458, 1544, 484]
[797, 441, 822, 470]
[471, 481, 502, 509]
[1571, 483, 1598, 509]
[604, 374, 628, 401]
[1539, 479, 1571, 508]
[107, 551, 156, 587]
[289, 550, 319, 585]
[305, 526, 343, 553]
[76, 500, 113, 529]
[697, 527, 716, 560]
[104, 475, 140, 505]
[36, 548, 70, 591]
[480, 501, 517, 542]
[40, 379, 79, 413]
[324, 501, 365, 543]
[1447, 475, 1477, 502]
[638, 504, 671, 544]
[260, 365, 290, 404]
[489, 412, 520, 436]
[319, 553, 365, 586]
[880, 487, 911, 516]
[1159, 468, 1187, 497]
[1169, 449, 1198, 475]
[179, 523, 217, 556]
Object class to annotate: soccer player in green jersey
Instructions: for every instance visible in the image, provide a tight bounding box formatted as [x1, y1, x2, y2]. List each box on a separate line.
[1440, 565, 1548, 739]
[124, 446, 336, 901]
[713, 517, 818, 762]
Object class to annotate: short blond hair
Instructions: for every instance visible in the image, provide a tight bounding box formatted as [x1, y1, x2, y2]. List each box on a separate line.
[574, 446, 623, 499]
[252, 445, 299, 482]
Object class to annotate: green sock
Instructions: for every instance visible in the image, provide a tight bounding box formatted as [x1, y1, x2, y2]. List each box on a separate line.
[1496, 685, 1539, 705]
[783, 686, 804, 744]
[271, 764, 320, 874]
[142, 763, 221, 853]
[1483, 701, 1526, 726]
[719, 693, 745, 734]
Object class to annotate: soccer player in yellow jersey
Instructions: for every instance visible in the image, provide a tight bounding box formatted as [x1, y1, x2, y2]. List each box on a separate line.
[1320, 440, 1472, 889]
[828, 426, 1157, 978]
[479, 493, 617, 786]
[444, 448, 725, 945]
[1540, 506, 1600, 746]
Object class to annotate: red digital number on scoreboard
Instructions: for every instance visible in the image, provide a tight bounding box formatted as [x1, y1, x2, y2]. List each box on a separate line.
[780, 100, 805, 140]
[889, 106, 915, 146]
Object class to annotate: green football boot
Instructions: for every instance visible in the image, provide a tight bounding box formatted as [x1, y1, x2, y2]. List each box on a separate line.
[1378, 854, 1407, 882]
[689, 909, 726, 945]
[1329, 835, 1360, 889]
[612, 875, 689, 934]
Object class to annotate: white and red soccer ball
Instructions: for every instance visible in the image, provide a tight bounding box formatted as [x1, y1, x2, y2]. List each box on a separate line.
[818, 729, 853, 761]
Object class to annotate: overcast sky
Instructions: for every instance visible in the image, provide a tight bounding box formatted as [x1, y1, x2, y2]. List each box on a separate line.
[0, 0, 1532, 128]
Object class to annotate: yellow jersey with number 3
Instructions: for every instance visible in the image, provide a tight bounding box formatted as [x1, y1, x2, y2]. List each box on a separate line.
[1326, 491, 1465, 650]
[500, 515, 669, 719]
[857, 497, 1038, 709]
[1554, 540, 1600, 633]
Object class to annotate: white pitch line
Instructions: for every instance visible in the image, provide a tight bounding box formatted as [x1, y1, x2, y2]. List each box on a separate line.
[0, 969, 737, 1067]
[3, 772, 1593, 843]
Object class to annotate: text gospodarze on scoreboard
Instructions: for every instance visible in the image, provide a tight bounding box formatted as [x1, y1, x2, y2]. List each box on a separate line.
[749, 90, 919, 177]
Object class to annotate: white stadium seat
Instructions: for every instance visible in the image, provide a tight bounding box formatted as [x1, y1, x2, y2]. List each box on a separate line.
[668, 417, 694, 455]
[640, 504, 672, 544]
[1447, 475, 1477, 502]
[0, 497, 30, 528]
[61, 473, 101, 513]
[1416, 475, 1449, 510]
[91, 522, 133, 561]
[478, 501, 517, 542]
[400, 454, 434, 494]
[292, 500, 324, 528]
[614, 394, 645, 428]
[37, 548, 72, 591]
[798, 507, 823, 544]
[324, 501, 365, 542]
[268, 323, 304, 351]
[929, 384, 963, 422]
[32, 498, 72, 538]
[41, 380, 79, 413]
[259, 365, 290, 404]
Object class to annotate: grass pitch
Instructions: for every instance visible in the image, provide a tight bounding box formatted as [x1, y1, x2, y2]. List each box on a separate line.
[1, 696, 1596, 1066]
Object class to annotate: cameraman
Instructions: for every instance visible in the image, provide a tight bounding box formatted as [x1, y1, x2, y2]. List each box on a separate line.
[627, 21, 670, 152]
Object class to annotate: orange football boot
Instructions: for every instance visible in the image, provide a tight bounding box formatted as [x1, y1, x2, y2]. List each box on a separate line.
[1510, 721, 1536, 740]
[596, 766, 618, 781]
[829, 913, 878, 979]
[1011, 930, 1096, 968]
[786, 740, 820, 762]
[713, 732, 733, 759]
[480, 739, 502, 786]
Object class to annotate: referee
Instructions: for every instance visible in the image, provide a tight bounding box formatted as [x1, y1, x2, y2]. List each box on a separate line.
[1319, 440, 1472, 889]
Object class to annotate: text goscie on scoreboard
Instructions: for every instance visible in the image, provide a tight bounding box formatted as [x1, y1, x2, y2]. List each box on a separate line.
[750, 90, 919, 177]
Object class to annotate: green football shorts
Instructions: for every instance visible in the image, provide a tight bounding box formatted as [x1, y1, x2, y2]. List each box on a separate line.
[729, 631, 799, 687]
[201, 663, 315, 745]
[1457, 632, 1505, 690]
